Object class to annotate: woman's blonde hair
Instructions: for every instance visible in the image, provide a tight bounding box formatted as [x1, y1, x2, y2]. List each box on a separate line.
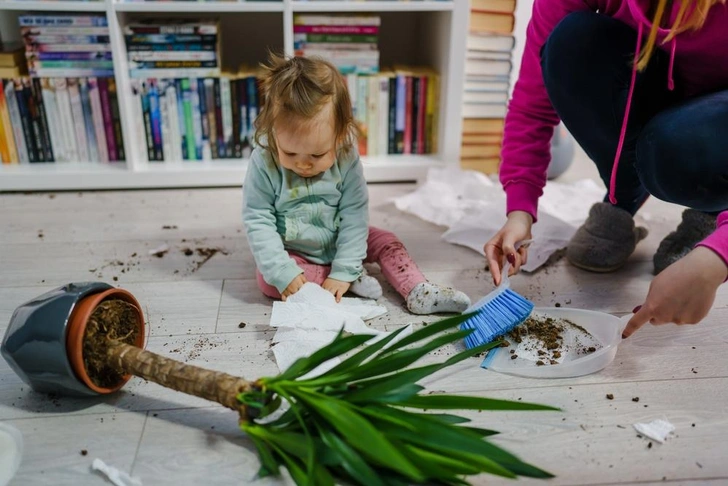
[254, 52, 359, 157]
[637, 0, 725, 70]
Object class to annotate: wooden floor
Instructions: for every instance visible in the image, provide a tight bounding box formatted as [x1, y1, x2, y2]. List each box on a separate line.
[1, 151, 727, 486]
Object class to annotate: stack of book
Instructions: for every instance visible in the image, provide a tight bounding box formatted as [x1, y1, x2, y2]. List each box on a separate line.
[21, 13, 114, 78]
[460, 0, 516, 174]
[124, 20, 221, 79]
[346, 66, 438, 158]
[0, 42, 27, 79]
[129, 68, 260, 163]
[0, 77, 125, 164]
[294, 14, 380, 75]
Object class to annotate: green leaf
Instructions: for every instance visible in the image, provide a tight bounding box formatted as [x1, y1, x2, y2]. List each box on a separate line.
[398, 440, 491, 477]
[316, 422, 386, 486]
[244, 428, 281, 477]
[399, 394, 560, 412]
[293, 389, 425, 482]
[271, 330, 376, 383]
[378, 313, 473, 356]
[317, 325, 413, 378]
[428, 413, 471, 425]
[461, 426, 499, 437]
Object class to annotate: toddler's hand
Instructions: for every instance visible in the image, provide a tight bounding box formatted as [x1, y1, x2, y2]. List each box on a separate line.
[323, 278, 350, 303]
[484, 211, 533, 286]
[623, 247, 727, 338]
[281, 274, 307, 301]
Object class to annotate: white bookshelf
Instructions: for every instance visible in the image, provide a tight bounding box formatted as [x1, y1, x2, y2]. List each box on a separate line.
[0, 0, 468, 191]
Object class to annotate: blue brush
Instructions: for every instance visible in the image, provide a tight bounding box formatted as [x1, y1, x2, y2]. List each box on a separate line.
[460, 240, 535, 349]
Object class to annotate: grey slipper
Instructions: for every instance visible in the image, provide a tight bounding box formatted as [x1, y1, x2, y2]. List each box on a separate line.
[566, 202, 648, 273]
[653, 209, 717, 275]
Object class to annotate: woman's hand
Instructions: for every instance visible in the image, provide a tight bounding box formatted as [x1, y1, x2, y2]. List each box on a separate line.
[623, 247, 727, 338]
[281, 273, 307, 301]
[323, 278, 351, 303]
[484, 211, 534, 286]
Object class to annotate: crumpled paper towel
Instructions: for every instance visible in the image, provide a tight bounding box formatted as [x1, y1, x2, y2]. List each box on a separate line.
[91, 458, 143, 486]
[633, 418, 675, 443]
[270, 283, 410, 377]
[393, 168, 604, 272]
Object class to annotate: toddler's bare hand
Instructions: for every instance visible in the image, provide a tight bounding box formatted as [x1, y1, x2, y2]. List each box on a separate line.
[323, 278, 350, 303]
[281, 274, 307, 301]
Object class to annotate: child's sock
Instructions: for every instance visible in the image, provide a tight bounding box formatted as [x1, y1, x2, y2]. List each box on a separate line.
[406, 282, 470, 315]
[348, 270, 383, 299]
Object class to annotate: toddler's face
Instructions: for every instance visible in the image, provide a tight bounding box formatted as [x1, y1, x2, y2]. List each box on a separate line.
[274, 103, 337, 178]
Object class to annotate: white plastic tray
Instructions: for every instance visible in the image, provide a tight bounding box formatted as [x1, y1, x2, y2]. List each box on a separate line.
[481, 307, 629, 378]
[0, 423, 22, 486]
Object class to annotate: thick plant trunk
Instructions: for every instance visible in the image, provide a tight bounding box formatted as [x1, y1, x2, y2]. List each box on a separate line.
[107, 342, 253, 418]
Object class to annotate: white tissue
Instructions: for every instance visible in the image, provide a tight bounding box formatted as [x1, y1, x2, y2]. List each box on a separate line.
[91, 458, 143, 486]
[633, 419, 675, 443]
[270, 283, 400, 377]
[393, 168, 604, 272]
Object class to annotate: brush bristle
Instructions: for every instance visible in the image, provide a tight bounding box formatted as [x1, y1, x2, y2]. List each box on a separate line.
[460, 289, 534, 349]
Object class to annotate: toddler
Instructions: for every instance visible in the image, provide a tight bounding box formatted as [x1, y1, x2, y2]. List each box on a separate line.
[242, 54, 470, 315]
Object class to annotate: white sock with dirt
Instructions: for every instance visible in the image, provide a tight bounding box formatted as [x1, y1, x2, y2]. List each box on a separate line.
[406, 282, 471, 315]
[348, 270, 383, 300]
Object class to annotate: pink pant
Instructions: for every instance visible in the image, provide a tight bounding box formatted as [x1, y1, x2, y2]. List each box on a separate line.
[256, 226, 427, 300]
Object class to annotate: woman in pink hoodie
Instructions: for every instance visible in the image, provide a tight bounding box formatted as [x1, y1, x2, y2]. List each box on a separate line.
[485, 0, 728, 337]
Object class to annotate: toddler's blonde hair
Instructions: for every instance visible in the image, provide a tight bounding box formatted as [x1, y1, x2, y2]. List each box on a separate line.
[254, 52, 359, 158]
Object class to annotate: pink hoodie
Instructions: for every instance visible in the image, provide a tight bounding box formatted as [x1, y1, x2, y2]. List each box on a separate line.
[501, 0, 728, 267]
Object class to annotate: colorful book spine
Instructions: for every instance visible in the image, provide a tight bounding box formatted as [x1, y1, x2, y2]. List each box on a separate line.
[24, 35, 111, 44]
[98, 78, 118, 161]
[356, 75, 368, 156]
[395, 74, 405, 154]
[180, 78, 196, 160]
[159, 81, 172, 162]
[124, 34, 217, 44]
[53, 78, 79, 162]
[148, 80, 164, 161]
[220, 77, 233, 158]
[230, 78, 241, 158]
[20, 26, 109, 36]
[40, 79, 65, 162]
[35, 52, 113, 61]
[189, 78, 204, 160]
[199, 78, 212, 160]
[387, 77, 396, 155]
[403, 76, 413, 155]
[165, 83, 182, 162]
[27, 44, 111, 52]
[79, 79, 99, 163]
[127, 51, 217, 62]
[15, 80, 38, 162]
[366, 76, 378, 157]
[0, 83, 18, 164]
[130, 80, 148, 163]
[4, 81, 30, 164]
[213, 78, 225, 158]
[292, 25, 379, 35]
[377, 75, 389, 157]
[107, 78, 124, 161]
[19, 15, 109, 27]
[88, 78, 109, 163]
[128, 60, 217, 70]
[127, 44, 216, 52]
[67, 79, 89, 162]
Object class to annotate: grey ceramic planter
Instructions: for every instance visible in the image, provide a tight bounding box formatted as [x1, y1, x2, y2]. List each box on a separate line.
[1, 282, 113, 397]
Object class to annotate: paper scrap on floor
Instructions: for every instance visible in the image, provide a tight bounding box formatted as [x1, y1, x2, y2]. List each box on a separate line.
[91, 458, 143, 486]
[269, 283, 411, 377]
[393, 168, 604, 272]
[633, 418, 675, 443]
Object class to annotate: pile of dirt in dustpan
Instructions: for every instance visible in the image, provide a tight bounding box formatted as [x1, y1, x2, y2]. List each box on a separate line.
[504, 315, 601, 366]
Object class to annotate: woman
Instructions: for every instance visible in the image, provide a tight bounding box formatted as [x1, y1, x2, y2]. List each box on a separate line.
[484, 0, 728, 338]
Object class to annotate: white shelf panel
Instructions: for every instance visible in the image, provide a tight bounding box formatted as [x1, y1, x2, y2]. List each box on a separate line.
[0, 1, 107, 11]
[113, 0, 283, 12]
[291, 1, 453, 12]
[0, 156, 442, 191]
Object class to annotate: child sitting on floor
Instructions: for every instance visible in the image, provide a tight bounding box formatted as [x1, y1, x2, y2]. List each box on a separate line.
[242, 54, 470, 314]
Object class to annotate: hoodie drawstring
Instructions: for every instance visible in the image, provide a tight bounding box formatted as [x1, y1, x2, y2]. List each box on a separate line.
[608, 24, 677, 205]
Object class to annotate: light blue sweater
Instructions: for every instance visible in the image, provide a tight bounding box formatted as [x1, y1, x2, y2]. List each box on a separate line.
[242, 146, 369, 293]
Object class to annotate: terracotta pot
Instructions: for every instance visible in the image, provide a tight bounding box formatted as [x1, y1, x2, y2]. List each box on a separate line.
[66, 288, 145, 394]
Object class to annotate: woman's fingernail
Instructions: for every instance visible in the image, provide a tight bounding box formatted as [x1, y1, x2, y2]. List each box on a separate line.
[632, 305, 642, 314]
[621, 333, 628, 339]
[507, 254, 516, 265]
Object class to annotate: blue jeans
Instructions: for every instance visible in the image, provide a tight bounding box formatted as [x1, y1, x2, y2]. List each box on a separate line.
[540, 11, 728, 215]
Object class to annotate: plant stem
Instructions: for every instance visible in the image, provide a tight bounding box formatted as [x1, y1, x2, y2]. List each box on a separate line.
[106, 342, 253, 419]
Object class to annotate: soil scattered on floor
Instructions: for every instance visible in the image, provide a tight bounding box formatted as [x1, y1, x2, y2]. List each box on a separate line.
[80, 450, 88, 456]
[83, 299, 141, 388]
[162, 225, 178, 230]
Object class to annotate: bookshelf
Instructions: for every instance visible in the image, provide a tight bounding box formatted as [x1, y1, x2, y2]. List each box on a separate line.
[0, 0, 467, 191]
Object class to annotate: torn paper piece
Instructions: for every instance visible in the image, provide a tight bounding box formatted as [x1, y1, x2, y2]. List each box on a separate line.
[91, 458, 143, 486]
[393, 168, 604, 272]
[442, 200, 577, 272]
[633, 419, 675, 443]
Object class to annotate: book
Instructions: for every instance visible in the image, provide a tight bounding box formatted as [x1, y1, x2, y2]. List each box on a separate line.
[53, 78, 80, 162]
[467, 34, 515, 52]
[461, 157, 500, 174]
[462, 118, 505, 134]
[463, 91, 508, 104]
[470, 12, 515, 34]
[462, 103, 507, 118]
[87, 77, 109, 163]
[67, 78, 89, 162]
[465, 58, 511, 77]
[4, 80, 30, 164]
[124, 20, 218, 36]
[461, 144, 501, 158]
[0, 43, 26, 68]
[19, 15, 108, 28]
[294, 15, 381, 26]
[471, 0, 517, 14]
